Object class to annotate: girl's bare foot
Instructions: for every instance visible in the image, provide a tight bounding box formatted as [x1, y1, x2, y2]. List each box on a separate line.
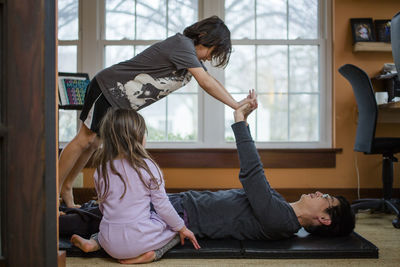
[70, 234, 100, 253]
[118, 251, 155, 264]
[61, 185, 81, 208]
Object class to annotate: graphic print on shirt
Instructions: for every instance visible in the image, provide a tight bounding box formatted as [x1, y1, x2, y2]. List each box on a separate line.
[110, 72, 192, 110]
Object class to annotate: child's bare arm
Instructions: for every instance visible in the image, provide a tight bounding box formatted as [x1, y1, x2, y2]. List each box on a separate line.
[188, 67, 253, 109]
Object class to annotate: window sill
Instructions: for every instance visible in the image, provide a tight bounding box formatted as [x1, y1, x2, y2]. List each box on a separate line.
[147, 148, 342, 168]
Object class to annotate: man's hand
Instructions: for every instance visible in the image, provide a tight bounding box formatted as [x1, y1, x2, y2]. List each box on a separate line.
[236, 89, 256, 109]
[179, 226, 201, 250]
[234, 89, 258, 123]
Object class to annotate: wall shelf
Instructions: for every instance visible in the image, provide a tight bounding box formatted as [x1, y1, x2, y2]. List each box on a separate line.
[353, 42, 392, 52]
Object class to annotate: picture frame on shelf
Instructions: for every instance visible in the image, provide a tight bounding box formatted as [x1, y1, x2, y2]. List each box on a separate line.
[374, 19, 391, 42]
[350, 18, 375, 43]
[58, 72, 90, 109]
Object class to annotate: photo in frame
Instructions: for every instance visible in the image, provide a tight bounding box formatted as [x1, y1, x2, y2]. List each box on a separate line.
[374, 19, 391, 42]
[58, 72, 90, 108]
[350, 18, 375, 43]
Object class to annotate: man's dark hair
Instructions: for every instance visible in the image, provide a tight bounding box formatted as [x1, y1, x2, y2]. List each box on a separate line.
[183, 15, 232, 68]
[305, 196, 355, 237]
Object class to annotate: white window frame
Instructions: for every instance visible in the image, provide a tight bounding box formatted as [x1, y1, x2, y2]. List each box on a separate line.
[75, 0, 332, 149]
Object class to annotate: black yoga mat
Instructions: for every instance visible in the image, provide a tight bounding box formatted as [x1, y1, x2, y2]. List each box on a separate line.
[60, 229, 378, 259]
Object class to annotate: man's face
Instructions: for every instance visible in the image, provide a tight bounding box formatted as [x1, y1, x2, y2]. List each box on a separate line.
[299, 191, 339, 218]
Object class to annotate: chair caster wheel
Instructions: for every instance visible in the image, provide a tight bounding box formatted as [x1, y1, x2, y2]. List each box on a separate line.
[392, 218, 400, 229]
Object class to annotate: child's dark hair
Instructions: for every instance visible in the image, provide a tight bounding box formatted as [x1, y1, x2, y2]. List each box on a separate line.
[183, 15, 232, 68]
[305, 196, 355, 237]
[94, 108, 161, 201]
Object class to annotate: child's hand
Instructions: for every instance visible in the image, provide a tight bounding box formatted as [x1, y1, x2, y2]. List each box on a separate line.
[178, 226, 201, 250]
[234, 90, 258, 123]
[237, 89, 257, 109]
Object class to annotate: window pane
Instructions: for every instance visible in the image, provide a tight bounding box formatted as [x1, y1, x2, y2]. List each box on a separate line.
[58, 46, 77, 72]
[58, 0, 78, 40]
[105, 0, 135, 40]
[225, 94, 256, 141]
[167, 0, 198, 35]
[289, 0, 318, 39]
[289, 45, 318, 93]
[257, 93, 288, 141]
[257, 0, 287, 39]
[135, 45, 149, 56]
[225, 45, 255, 93]
[289, 94, 318, 141]
[167, 94, 198, 141]
[225, 0, 255, 39]
[139, 98, 167, 141]
[59, 109, 77, 142]
[105, 46, 134, 68]
[58, 45, 78, 142]
[257, 45, 287, 93]
[137, 0, 166, 39]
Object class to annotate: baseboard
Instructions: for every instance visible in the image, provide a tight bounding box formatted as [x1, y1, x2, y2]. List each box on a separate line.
[72, 188, 400, 205]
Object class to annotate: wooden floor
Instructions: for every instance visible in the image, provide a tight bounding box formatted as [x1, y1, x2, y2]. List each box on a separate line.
[66, 212, 400, 266]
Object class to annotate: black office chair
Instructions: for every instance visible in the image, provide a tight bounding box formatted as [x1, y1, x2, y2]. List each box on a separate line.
[338, 64, 400, 228]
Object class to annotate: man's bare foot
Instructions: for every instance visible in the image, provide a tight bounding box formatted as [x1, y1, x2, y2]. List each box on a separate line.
[118, 251, 155, 264]
[61, 185, 81, 208]
[70, 234, 100, 253]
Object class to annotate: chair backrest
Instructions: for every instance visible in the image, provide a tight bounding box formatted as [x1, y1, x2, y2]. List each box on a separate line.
[338, 64, 377, 153]
[391, 11, 400, 76]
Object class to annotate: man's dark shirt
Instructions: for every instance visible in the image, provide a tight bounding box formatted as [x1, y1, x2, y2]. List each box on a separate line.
[180, 122, 301, 240]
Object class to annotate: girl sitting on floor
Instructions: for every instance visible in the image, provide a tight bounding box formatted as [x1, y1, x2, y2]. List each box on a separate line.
[71, 108, 200, 264]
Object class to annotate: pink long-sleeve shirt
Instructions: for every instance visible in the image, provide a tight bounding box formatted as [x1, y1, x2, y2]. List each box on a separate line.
[95, 158, 184, 259]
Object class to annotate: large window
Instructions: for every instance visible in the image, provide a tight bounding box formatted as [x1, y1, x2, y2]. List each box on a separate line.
[57, 0, 331, 148]
[224, 0, 324, 145]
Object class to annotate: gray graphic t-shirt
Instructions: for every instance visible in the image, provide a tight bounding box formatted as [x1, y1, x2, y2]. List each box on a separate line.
[95, 33, 204, 110]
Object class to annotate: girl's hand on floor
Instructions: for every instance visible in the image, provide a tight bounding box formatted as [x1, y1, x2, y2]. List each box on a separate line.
[179, 226, 201, 250]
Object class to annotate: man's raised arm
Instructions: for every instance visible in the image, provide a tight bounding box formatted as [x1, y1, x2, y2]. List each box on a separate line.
[232, 95, 286, 227]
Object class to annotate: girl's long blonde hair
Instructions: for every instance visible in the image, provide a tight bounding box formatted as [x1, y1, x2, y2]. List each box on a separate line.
[94, 108, 161, 202]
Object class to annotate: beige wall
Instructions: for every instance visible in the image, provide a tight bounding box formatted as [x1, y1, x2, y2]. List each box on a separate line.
[84, 0, 400, 190]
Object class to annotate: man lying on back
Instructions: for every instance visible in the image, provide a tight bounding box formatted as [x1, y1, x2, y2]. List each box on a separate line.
[66, 98, 355, 259]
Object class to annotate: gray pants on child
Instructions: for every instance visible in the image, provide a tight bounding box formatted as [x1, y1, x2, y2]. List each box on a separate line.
[90, 233, 180, 261]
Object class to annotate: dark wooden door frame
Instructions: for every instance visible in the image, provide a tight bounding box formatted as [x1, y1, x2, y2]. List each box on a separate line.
[1, 0, 58, 266]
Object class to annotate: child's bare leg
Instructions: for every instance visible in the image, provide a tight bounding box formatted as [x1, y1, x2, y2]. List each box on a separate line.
[60, 135, 100, 208]
[70, 234, 100, 253]
[59, 124, 99, 208]
[118, 251, 155, 264]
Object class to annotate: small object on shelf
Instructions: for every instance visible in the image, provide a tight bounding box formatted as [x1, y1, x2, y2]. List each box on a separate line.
[373, 65, 400, 102]
[382, 63, 396, 73]
[374, 19, 391, 42]
[350, 18, 375, 43]
[58, 72, 90, 110]
[353, 42, 392, 52]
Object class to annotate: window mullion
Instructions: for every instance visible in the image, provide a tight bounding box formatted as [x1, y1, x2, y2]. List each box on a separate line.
[286, 0, 290, 142]
[201, 0, 227, 147]
[286, 0, 290, 141]
[203, 64, 226, 148]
